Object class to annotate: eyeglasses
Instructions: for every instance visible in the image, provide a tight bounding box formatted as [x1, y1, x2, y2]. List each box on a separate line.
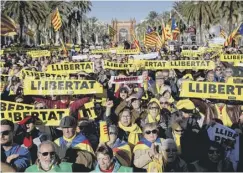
[0, 130, 11, 136]
[208, 150, 220, 155]
[160, 102, 169, 105]
[149, 107, 159, 110]
[39, 152, 56, 157]
[216, 69, 222, 71]
[109, 132, 117, 135]
[145, 129, 158, 135]
[165, 149, 177, 153]
[225, 71, 233, 73]
[175, 129, 184, 133]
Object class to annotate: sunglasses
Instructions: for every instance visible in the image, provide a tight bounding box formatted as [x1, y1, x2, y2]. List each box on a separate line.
[175, 129, 184, 133]
[0, 130, 11, 136]
[208, 150, 220, 155]
[40, 152, 56, 157]
[160, 102, 169, 105]
[149, 107, 159, 110]
[145, 129, 158, 135]
[109, 132, 117, 135]
[225, 71, 233, 73]
[216, 69, 222, 71]
[165, 149, 177, 153]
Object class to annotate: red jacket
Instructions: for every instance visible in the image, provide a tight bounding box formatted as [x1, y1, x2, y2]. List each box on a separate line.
[33, 97, 89, 114]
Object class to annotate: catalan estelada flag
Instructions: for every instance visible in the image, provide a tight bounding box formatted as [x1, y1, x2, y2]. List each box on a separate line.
[171, 18, 180, 40]
[224, 23, 243, 47]
[108, 25, 116, 37]
[1, 14, 17, 36]
[51, 8, 62, 32]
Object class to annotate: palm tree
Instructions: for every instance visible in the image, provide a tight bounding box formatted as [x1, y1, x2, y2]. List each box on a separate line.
[211, 1, 243, 34]
[182, 1, 215, 44]
[3, 1, 49, 44]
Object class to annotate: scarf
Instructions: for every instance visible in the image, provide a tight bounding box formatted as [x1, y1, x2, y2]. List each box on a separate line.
[215, 104, 232, 127]
[172, 132, 181, 154]
[147, 114, 161, 123]
[134, 138, 164, 172]
[118, 122, 142, 146]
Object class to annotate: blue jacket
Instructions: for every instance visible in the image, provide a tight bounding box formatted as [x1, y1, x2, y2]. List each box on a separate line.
[4, 143, 31, 171]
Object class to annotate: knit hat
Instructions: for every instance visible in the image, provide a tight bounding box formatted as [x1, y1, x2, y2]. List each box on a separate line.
[176, 99, 195, 110]
[148, 98, 162, 109]
[60, 116, 77, 128]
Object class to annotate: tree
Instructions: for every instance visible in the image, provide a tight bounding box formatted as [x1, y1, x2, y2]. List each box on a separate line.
[3, 1, 49, 44]
[212, 1, 243, 34]
[182, 1, 215, 44]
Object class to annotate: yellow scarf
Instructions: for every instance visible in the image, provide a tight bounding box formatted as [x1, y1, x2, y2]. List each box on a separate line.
[147, 114, 160, 123]
[118, 122, 142, 146]
[147, 157, 163, 173]
[173, 132, 181, 154]
[215, 104, 232, 127]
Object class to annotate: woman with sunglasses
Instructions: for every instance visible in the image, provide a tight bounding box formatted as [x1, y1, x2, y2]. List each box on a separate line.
[133, 123, 164, 172]
[188, 141, 234, 172]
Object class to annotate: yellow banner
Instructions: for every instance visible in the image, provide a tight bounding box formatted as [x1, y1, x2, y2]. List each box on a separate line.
[180, 81, 243, 101]
[0, 50, 4, 55]
[234, 61, 243, 67]
[1, 109, 69, 126]
[0, 61, 5, 68]
[170, 60, 215, 70]
[227, 77, 243, 84]
[116, 49, 140, 55]
[84, 101, 97, 119]
[220, 54, 243, 62]
[91, 49, 110, 54]
[1, 74, 9, 82]
[0, 100, 34, 111]
[103, 60, 135, 70]
[144, 60, 170, 70]
[23, 79, 103, 95]
[21, 69, 67, 79]
[181, 50, 202, 57]
[27, 50, 51, 58]
[46, 62, 94, 74]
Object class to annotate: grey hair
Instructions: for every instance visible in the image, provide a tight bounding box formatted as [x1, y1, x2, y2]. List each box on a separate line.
[108, 125, 118, 135]
[142, 123, 158, 133]
[38, 140, 56, 153]
[161, 139, 177, 150]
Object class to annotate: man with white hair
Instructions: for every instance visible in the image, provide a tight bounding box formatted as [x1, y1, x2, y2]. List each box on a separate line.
[25, 140, 90, 172]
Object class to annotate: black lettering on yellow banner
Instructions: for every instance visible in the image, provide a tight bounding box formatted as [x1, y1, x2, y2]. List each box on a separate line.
[91, 49, 110, 54]
[180, 81, 243, 101]
[22, 69, 67, 79]
[0, 109, 69, 126]
[170, 60, 215, 70]
[0, 100, 34, 111]
[1, 74, 9, 82]
[27, 50, 50, 58]
[23, 79, 103, 95]
[220, 54, 243, 62]
[46, 62, 94, 73]
[144, 60, 170, 70]
[103, 60, 134, 70]
[116, 49, 140, 55]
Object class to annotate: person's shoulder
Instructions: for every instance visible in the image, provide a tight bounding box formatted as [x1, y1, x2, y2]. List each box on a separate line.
[119, 166, 133, 172]
[25, 164, 38, 172]
[12, 143, 29, 154]
[59, 162, 73, 167]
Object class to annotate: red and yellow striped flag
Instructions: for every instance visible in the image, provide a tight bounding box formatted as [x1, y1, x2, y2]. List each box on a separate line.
[144, 31, 158, 48]
[219, 27, 227, 39]
[51, 8, 62, 32]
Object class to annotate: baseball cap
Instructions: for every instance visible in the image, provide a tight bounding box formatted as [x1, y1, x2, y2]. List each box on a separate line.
[60, 116, 77, 128]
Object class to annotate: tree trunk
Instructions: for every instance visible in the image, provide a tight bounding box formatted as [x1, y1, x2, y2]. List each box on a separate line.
[229, 1, 233, 34]
[199, 8, 203, 45]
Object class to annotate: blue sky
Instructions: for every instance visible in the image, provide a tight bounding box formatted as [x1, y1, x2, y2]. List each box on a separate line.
[87, 1, 174, 24]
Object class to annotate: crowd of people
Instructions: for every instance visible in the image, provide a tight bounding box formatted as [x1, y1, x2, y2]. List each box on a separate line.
[0, 44, 243, 172]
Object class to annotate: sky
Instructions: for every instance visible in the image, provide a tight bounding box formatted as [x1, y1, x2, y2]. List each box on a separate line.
[87, 1, 174, 24]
